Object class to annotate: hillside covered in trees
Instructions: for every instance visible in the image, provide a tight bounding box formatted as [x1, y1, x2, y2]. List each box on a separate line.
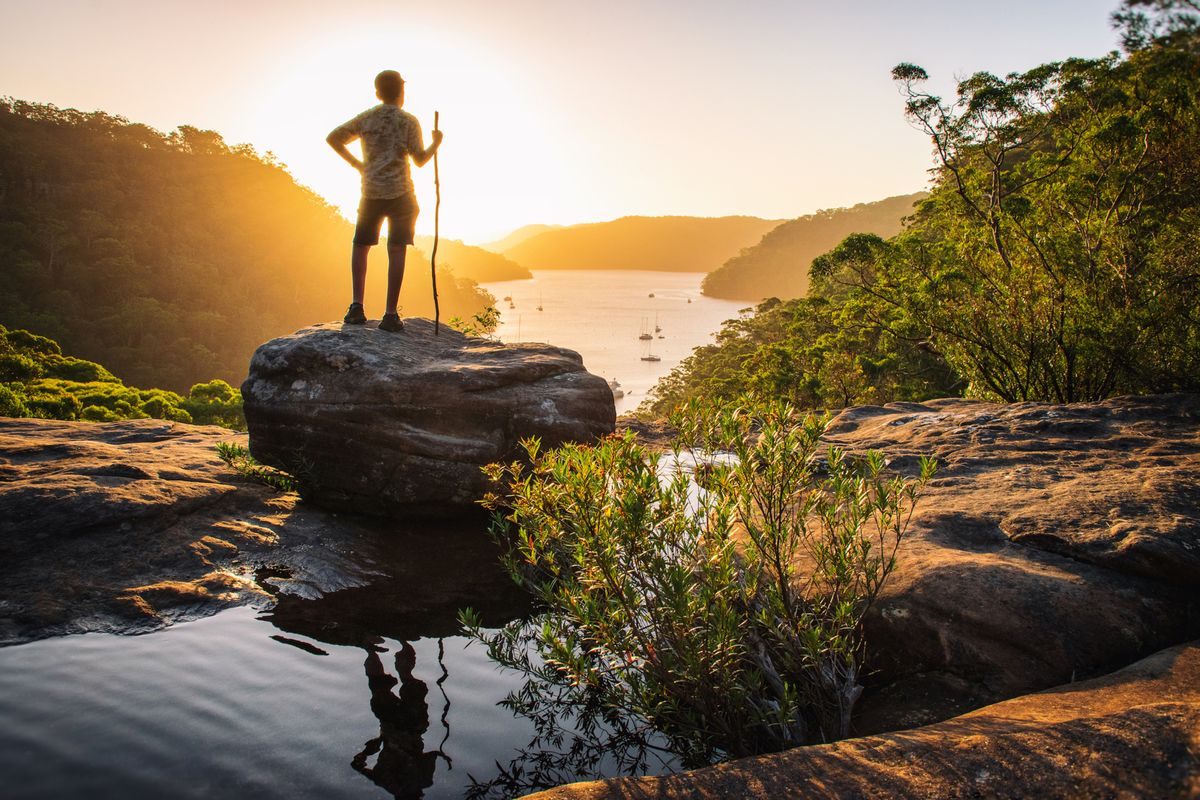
[481, 223, 563, 253]
[501, 215, 785, 272]
[646, 0, 1199, 414]
[413, 235, 530, 281]
[700, 193, 925, 300]
[0, 99, 494, 392]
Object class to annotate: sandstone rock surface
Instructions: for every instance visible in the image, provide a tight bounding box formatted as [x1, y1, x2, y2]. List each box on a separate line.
[521, 395, 1199, 798]
[0, 418, 526, 645]
[526, 640, 1200, 800]
[819, 394, 1200, 732]
[242, 319, 615, 515]
[3, 394, 1197, 797]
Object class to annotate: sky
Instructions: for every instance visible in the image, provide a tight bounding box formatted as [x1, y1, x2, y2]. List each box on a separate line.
[1, 0, 1122, 244]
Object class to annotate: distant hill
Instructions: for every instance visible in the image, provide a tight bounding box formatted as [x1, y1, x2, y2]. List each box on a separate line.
[0, 99, 493, 392]
[414, 236, 530, 282]
[502, 216, 787, 272]
[481, 224, 563, 253]
[701, 193, 926, 300]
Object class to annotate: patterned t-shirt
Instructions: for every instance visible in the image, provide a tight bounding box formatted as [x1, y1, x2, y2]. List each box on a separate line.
[328, 104, 425, 199]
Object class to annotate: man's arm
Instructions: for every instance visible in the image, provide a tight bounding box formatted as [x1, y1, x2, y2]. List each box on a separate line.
[410, 125, 443, 167]
[326, 123, 363, 171]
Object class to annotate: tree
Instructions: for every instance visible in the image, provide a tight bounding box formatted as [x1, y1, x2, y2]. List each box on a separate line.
[879, 15, 1199, 401]
[1114, 0, 1200, 50]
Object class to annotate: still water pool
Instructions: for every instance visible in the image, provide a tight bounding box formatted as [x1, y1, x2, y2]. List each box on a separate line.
[0, 521, 657, 799]
[0, 609, 512, 799]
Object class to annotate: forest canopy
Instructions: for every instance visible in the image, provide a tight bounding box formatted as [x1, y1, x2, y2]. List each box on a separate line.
[0, 100, 494, 392]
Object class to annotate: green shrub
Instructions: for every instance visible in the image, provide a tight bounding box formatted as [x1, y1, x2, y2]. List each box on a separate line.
[467, 399, 934, 786]
[23, 385, 82, 419]
[139, 393, 192, 423]
[0, 352, 43, 382]
[3, 328, 61, 356]
[0, 383, 29, 417]
[448, 305, 501, 338]
[42, 355, 119, 383]
[183, 379, 245, 430]
[80, 404, 120, 422]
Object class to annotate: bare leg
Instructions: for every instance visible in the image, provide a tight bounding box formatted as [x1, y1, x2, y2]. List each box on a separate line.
[385, 244, 407, 314]
[351, 244, 371, 306]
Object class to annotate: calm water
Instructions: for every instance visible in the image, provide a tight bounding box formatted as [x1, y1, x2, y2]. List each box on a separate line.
[0, 609, 517, 800]
[480, 270, 748, 414]
[0, 522, 614, 799]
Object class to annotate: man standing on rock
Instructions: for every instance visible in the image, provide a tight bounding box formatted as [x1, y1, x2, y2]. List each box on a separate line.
[327, 70, 442, 332]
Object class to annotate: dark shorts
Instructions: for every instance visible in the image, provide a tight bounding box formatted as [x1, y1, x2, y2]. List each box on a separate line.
[353, 194, 418, 247]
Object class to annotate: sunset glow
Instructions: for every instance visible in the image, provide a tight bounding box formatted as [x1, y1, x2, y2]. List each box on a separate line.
[2, 2, 1198, 796]
[241, 26, 567, 242]
[1, 0, 1120, 242]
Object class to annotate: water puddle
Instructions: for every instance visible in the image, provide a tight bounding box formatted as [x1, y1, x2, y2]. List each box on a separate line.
[0, 520, 638, 799]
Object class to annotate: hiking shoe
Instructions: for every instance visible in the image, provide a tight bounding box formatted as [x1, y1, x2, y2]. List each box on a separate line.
[379, 312, 404, 332]
[344, 303, 367, 325]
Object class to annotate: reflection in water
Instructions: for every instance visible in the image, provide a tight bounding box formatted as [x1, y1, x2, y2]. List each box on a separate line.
[261, 521, 534, 799]
[0, 513, 680, 799]
[352, 644, 446, 799]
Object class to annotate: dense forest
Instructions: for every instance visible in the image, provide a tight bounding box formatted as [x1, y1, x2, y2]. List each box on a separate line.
[0, 100, 494, 392]
[501, 215, 785, 272]
[0, 324, 244, 428]
[646, 0, 1199, 413]
[643, 283, 961, 417]
[413, 235, 530, 281]
[700, 193, 925, 300]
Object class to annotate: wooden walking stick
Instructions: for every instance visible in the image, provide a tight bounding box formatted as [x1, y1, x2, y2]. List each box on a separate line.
[431, 111, 442, 336]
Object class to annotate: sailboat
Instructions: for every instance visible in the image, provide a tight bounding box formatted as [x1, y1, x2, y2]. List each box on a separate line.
[537, 293, 544, 312]
[654, 312, 662, 333]
[638, 317, 653, 341]
[640, 340, 662, 362]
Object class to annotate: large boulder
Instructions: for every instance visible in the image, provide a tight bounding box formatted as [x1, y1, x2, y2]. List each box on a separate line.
[241, 319, 616, 516]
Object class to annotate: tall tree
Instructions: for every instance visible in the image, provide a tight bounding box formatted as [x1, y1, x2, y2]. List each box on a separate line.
[877, 8, 1199, 401]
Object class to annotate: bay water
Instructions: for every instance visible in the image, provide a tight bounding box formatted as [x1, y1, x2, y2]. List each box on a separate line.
[480, 270, 749, 415]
